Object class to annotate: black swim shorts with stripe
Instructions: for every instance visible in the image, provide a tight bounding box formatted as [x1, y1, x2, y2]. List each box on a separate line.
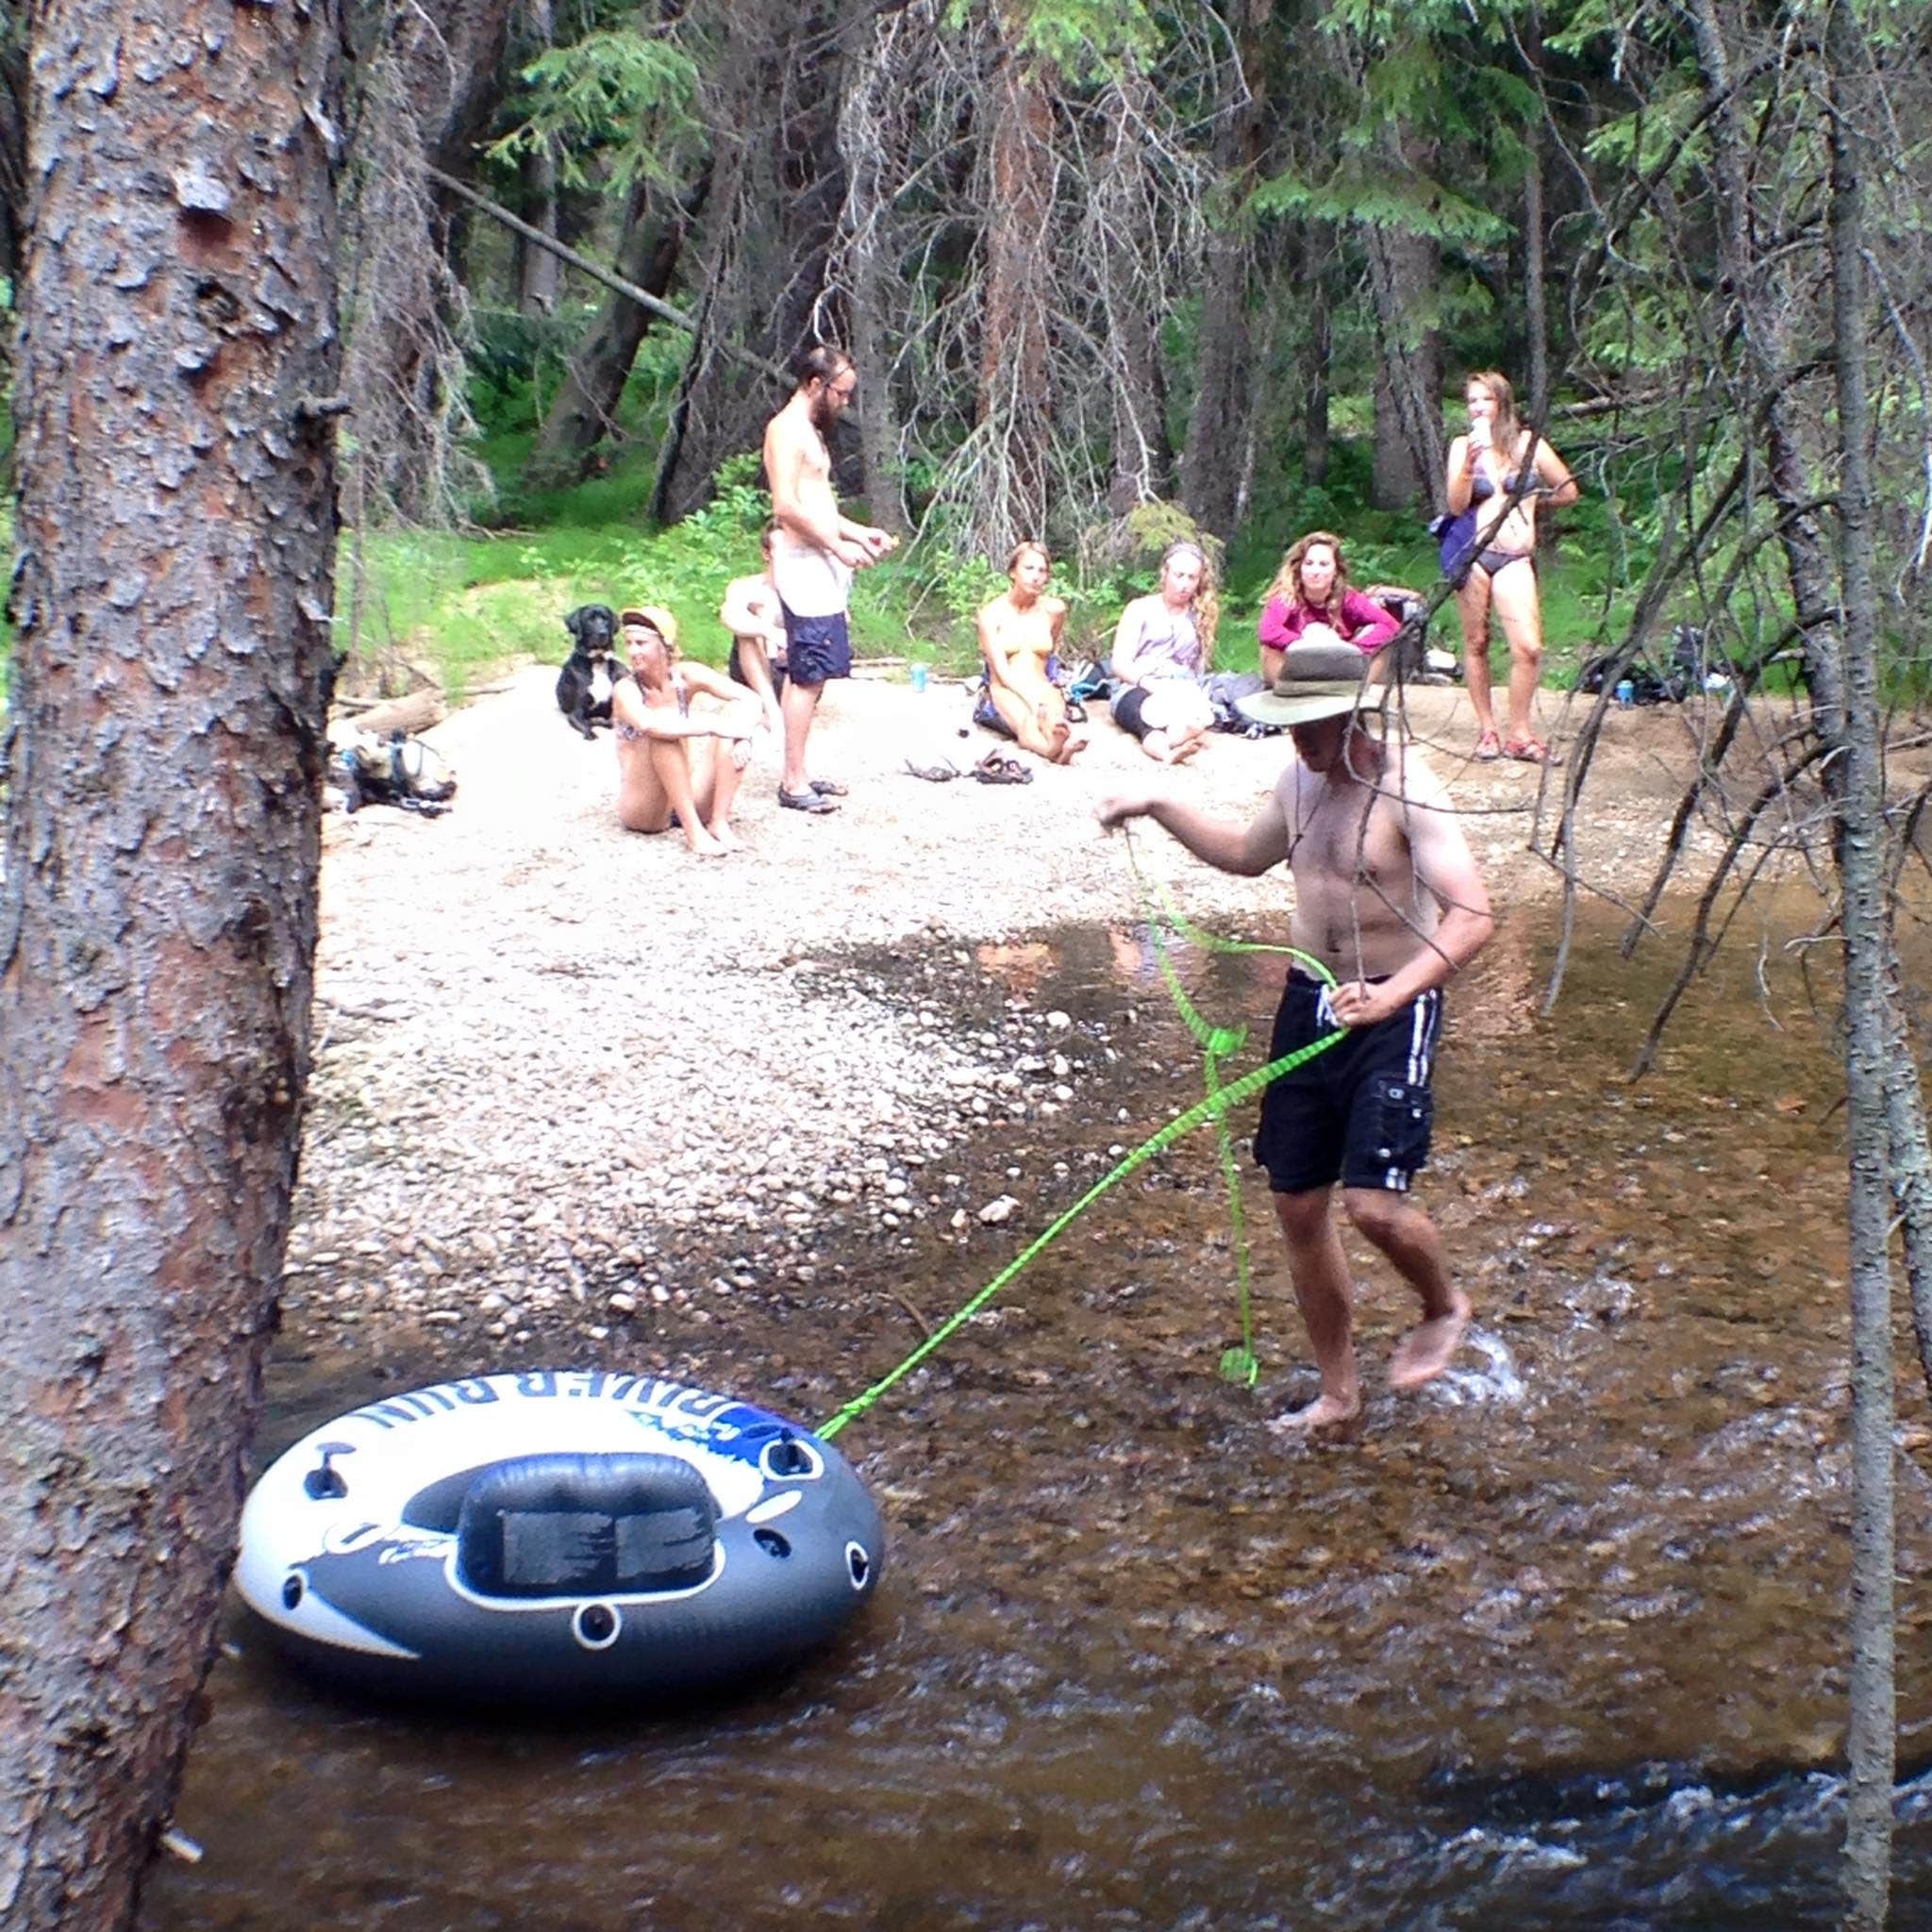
[1253, 971, 1441, 1194]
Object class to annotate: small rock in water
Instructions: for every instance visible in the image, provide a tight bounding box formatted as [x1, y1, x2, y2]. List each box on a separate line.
[977, 1194, 1019, 1225]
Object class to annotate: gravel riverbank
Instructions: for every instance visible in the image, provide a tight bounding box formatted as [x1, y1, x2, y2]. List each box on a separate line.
[288, 666, 1796, 1357]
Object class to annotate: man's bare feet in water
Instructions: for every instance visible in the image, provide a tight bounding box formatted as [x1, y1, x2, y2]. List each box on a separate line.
[1265, 1389, 1362, 1435]
[1389, 1291, 1473, 1391]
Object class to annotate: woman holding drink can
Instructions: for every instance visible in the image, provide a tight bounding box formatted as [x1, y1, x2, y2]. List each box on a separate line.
[1444, 370, 1579, 764]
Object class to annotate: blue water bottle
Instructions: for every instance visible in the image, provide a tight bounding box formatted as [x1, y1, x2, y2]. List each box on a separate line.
[909, 662, 929, 694]
[1614, 678, 1635, 708]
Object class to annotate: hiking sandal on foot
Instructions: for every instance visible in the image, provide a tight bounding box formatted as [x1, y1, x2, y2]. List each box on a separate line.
[1503, 735, 1555, 765]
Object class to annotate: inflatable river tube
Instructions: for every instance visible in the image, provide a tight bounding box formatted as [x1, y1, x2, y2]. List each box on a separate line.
[234, 1369, 884, 1704]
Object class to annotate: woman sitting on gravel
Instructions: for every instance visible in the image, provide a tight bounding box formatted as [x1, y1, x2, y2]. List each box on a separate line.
[1108, 540, 1219, 764]
[612, 607, 761, 858]
[1257, 531, 1401, 687]
[975, 540, 1086, 765]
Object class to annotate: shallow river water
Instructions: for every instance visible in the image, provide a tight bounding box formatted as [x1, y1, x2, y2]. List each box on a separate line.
[145, 900, 1932, 1930]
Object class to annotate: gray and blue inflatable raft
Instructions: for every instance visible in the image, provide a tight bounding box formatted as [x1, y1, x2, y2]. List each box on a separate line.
[234, 1369, 884, 1703]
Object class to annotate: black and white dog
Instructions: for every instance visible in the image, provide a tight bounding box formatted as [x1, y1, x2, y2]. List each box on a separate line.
[556, 604, 624, 739]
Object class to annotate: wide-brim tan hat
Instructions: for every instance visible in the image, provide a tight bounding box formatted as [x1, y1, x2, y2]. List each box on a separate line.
[1235, 640, 1384, 729]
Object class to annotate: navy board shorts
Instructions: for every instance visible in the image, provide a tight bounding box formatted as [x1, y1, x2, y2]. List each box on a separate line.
[780, 603, 852, 686]
[1253, 971, 1441, 1194]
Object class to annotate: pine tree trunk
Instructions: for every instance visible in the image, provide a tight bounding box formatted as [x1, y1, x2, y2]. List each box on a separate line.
[525, 170, 707, 490]
[1524, 136, 1549, 425]
[1824, 7, 1896, 1920]
[836, 11, 910, 535]
[1098, 69, 1173, 512]
[1367, 214, 1443, 511]
[848, 219, 906, 534]
[514, 0, 561, 316]
[974, 12, 1054, 550]
[1303, 225, 1333, 489]
[653, 0, 845, 524]
[0, 0, 343, 1921]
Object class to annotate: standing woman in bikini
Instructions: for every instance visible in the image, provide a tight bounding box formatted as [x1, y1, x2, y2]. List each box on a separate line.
[1445, 371, 1579, 763]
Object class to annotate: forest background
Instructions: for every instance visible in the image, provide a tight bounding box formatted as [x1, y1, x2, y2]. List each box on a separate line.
[5, 2, 1932, 1929]
[7, 0, 1921, 703]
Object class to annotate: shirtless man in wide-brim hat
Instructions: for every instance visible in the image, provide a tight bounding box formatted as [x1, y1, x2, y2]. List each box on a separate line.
[1097, 643, 1494, 1429]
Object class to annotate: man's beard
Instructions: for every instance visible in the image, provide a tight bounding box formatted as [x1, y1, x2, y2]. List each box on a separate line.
[811, 392, 842, 439]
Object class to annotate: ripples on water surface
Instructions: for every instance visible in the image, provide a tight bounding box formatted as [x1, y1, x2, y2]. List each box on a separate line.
[145, 902, 1932, 1930]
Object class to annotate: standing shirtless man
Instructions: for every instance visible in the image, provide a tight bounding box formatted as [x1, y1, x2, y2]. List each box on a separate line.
[1097, 645, 1494, 1429]
[977, 540, 1087, 764]
[760, 345, 898, 813]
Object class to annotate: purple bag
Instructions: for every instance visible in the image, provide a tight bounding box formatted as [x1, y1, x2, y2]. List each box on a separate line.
[1429, 508, 1479, 580]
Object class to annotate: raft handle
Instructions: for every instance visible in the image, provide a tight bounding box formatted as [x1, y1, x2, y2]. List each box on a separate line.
[304, 1442, 357, 1501]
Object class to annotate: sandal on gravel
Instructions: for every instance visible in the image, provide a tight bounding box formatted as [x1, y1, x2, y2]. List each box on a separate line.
[972, 752, 1033, 786]
[1503, 735, 1556, 765]
[778, 786, 838, 813]
[904, 757, 960, 783]
[808, 777, 848, 797]
[1473, 729, 1502, 762]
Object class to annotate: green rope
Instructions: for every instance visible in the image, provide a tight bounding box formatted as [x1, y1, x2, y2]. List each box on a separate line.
[817, 836, 1347, 1441]
[1124, 831, 1337, 1387]
[817, 1024, 1345, 1441]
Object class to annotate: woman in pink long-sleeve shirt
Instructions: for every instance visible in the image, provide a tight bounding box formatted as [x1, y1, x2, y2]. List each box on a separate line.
[1257, 531, 1399, 685]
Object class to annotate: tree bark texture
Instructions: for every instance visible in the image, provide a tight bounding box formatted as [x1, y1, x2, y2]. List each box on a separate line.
[1688, 0, 1844, 729]
[1824, 8, 1897, 1923]
[974, 13, 1055, 548]
[1523, 135, 1549, 425]
[653, 0, 845, 523]
[512, 0, 561, 316]
[0, 0, 342, 1922]
[1366, 211, 1443, 512]
[340, 0, 518, 520]
[525, 168, 707, 489]
[1302, 225, 1332, 490]
[1179, 11, 1268, 542]
[1097, 69, 1173, 512]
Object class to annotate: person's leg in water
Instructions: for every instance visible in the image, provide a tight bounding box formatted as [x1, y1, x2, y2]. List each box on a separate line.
[1341, 1188, 1472, 1389]
[1485, 555, 1546, 752]
[1272, 1187, 1362, 1428]
[1456, 566, 1501, 758]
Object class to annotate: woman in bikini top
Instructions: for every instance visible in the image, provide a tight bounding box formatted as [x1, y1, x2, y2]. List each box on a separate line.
[1443, 369, 1579, 765]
